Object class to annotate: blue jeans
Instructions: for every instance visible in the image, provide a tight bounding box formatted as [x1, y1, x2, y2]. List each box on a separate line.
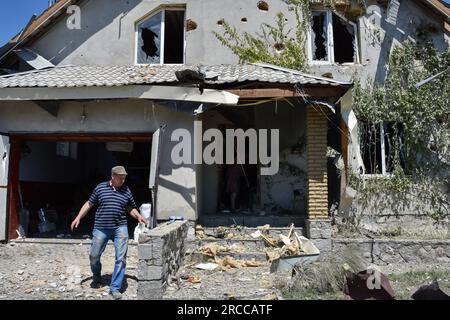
[89, 226, 129, 292]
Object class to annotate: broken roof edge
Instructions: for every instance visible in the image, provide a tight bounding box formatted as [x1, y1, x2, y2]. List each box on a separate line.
[423, 0, 450, 21]
[0, 64, 74, 80]
[0, 0, 78, 63]
[0, 85, 240, 105]
[0, 64, 351, 88]
[252, 62, 353, 86]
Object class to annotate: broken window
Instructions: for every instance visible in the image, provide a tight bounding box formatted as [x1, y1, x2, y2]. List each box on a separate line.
[360, 122, 405, 175]
[137, 9, 185, 64]
[309, 10, 359, 64]
[311, 12, 328, 61]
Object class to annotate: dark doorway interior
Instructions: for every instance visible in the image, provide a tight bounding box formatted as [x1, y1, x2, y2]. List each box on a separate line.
[16, 140, 152, 239]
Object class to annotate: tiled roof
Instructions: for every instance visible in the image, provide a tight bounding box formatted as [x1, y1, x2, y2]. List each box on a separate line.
[0, 64, 351, 89]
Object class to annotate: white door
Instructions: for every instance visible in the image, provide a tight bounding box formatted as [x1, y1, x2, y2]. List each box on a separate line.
[0, 135, 10, 241]
[149, 128, 162, 226]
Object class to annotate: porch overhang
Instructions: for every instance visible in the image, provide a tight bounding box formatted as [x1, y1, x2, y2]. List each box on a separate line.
[0, 85, 240, 105]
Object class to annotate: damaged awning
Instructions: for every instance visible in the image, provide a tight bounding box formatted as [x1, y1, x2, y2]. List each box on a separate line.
[0, 85, 239, 105]
[0, 63, 352, 105]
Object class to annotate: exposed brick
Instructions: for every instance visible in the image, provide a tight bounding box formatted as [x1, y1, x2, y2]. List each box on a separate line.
[306, 105, 329, 220]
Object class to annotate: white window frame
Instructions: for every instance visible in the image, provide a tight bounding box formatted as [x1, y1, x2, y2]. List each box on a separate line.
[308, 10, 360, 65]
[361, 122, 393, 177]
[134, 7, 186, 66]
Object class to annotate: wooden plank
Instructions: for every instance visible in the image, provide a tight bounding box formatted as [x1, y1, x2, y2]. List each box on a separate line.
[228, 86, 346, 99]
[10, 133, 152, 142]
[7, 138, 21, 240]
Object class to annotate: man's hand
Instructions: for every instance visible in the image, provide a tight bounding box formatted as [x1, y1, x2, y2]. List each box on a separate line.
[71, 201, 92, 232]
[71, 217, 80, 231]
[138, 215, 149, 226]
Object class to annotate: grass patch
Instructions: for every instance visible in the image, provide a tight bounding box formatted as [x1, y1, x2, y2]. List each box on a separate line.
[276, 248, 365, 300]
[389, 270, 450, 300]
[279, 268, 450, 300]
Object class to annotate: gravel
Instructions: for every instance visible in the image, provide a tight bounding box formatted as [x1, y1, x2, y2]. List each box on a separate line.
[0, 242, 138, 300]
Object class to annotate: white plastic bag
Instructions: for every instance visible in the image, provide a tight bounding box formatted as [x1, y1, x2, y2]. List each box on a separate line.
[134, 222, 146, 243]
[139, 203, 152, 228]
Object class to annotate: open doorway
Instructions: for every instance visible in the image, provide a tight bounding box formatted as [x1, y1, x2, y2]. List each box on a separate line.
[12, 136, 152, 239]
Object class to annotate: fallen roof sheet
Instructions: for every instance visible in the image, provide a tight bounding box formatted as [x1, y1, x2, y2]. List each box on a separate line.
[0, 64, 351, 89]
[14, 48, 54, 70]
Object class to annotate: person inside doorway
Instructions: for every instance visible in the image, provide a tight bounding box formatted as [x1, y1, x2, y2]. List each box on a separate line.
[70, 166, 148, 300]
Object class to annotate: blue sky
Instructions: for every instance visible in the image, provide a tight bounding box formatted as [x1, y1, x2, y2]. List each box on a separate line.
[0, 0, 51, 47]
[1, 0, 449, 47]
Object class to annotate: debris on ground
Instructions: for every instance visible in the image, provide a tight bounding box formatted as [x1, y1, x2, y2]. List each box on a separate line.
[216, 256, 263, 269]
[197, 243, 245, 258]
[250, 230, 262, 239]
[187, 276, 202, 284]
[195, 225, 205, 239]
[0, 242, 138, 300]
[411, 279, 450, 300]
[259, 228, 320, 263]
[194, 263, 219, 271]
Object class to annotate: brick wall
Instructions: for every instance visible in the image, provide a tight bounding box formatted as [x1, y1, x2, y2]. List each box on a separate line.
[306, 105, 329, 220]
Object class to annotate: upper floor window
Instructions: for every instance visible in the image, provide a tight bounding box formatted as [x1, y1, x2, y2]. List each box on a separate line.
[309, 10, 359, 64]
[136, 8, 185, 65]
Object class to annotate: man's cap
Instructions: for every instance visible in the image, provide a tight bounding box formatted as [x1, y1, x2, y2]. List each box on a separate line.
[112, 166, 128, 175]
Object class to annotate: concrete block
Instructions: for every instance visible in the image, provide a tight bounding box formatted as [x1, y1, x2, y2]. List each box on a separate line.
[306, 219, 332, 239]
[138, 244, 153, 260]
[137, 281, 164, 300]
[138, 262, 163, 281]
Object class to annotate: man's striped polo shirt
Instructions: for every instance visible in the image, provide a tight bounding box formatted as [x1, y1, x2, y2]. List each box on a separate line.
[88, 181, 137, 229]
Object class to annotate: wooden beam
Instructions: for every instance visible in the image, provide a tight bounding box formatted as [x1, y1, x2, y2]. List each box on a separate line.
[10, 133, 153, 142]
[7, 138, 21, 240]
[227, 86, 347, 99]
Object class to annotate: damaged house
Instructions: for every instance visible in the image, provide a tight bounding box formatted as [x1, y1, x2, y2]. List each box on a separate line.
[0, 0, 448, 251]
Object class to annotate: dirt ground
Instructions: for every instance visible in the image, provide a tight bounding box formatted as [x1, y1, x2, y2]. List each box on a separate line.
[0, 241, 138, 300]
[164, 263, 281, 300]
[1, 241, 449, 300]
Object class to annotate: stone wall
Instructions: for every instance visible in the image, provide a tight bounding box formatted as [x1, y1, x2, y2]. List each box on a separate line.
[137, 221, 188, 300]
[307, 219, 332, 253]
[333, 238, 450, 265]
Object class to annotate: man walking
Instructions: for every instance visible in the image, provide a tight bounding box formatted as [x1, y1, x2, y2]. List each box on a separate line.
[71, 166, 148, 300]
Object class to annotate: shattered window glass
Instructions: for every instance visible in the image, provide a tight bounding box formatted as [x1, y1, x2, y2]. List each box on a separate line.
[137, 11, 162, 64]
[310, 10, 359, 64]
[332, 13, 356, 64]
[137, 10, 185, 65]
[311, 12, 328, 61]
